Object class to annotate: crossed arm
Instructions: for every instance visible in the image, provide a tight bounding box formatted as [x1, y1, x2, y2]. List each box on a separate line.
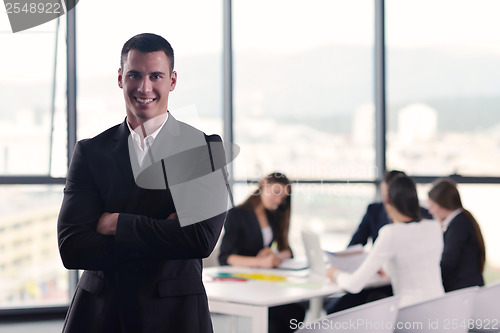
[96, 211, 177, 235]
[57, 140, 227, 271]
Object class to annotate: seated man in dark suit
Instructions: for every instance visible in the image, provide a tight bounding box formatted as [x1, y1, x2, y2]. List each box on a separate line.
[349, 170, 432, 247]
[326, 170, 432, 313]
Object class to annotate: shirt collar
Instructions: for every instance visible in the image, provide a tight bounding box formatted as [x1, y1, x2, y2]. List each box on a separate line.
[126, 112, 169, 149]
[442, 208, 462, 232]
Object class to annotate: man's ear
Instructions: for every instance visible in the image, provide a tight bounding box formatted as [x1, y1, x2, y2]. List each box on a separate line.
[118, 68, 123, 89]
[169, 71, 177, 91]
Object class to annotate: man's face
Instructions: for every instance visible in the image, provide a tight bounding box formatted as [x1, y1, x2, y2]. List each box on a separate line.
[118, 50, 177, 129]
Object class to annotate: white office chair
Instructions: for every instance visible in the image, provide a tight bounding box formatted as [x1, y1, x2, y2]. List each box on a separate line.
[470, 282, 500, 332]
[395, 286, 478, 333]
[296, 296, 399, 332]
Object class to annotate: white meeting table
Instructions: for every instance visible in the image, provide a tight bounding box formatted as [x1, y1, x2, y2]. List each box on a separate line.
[203, 266, 389, 333]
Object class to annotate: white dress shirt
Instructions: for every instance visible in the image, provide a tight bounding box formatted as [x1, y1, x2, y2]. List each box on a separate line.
[441, 208, 462, 232]
[126, 113, 168, 165]
[336, 220, 445, 308]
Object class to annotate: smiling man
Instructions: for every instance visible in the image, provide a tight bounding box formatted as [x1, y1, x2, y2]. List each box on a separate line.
[57, 33, 229, 333]
[118, 39, 177, 130]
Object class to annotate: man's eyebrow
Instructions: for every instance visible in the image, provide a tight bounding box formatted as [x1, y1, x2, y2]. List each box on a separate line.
[125, 70, 166, 76]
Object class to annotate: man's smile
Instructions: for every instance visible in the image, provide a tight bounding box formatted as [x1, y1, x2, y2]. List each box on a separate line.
[135, 97, 156, 104]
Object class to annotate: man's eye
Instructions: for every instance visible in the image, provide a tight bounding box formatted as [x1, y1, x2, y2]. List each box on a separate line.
[152, 74, 162, 79]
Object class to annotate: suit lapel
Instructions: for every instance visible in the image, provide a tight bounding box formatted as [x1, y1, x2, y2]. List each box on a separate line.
[149, 112, 180, 165]
[112, 119, 146, 211]
[113, 114, 181, 213]
[112, 120, 136, 184]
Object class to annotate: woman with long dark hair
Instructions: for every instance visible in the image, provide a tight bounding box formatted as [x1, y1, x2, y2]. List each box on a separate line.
[327, 175, 444, 307]
[219, 172, 292, 267]
[218, 172, 305, 332]
[428, 178, 485, 292]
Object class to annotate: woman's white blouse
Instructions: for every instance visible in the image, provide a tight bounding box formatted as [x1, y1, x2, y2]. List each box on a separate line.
[261, 226, 273, 247]
[336, 220, 445, 307]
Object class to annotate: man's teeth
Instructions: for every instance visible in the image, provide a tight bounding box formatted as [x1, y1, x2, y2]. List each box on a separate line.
[136, 98, 154, 103]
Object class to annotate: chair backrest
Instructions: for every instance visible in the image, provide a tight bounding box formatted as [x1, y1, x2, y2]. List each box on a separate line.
[296, 296, 400, 332]
[395, 286, 478, 333]
[470, 282, 500, 332]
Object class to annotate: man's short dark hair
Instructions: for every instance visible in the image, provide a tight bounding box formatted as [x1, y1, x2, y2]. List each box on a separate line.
[120, 33, 175, 73]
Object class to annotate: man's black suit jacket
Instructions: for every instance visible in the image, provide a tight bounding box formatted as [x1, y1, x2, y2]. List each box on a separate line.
[57, 114, 227, 333]
[441, 211, 484, 292]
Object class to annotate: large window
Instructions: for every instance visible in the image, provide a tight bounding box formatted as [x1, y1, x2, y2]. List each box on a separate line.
[76, 0, 223, 140]
[0, 13, 68, 309]
[0, 20, 67, 177]
[233, 1, 375, 181]
[0, 186, 67, 308]
[232, 0, 375, 238]
[386, 0, 500, 176]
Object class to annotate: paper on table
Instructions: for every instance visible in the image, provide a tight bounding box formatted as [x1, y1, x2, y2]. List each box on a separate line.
[277, 282, 323, 289]
[276, 258, 308, 270]
[325, 244, 367, 273]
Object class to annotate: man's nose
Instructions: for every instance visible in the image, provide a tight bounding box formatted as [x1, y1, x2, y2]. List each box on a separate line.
[138, 78, 152, 93]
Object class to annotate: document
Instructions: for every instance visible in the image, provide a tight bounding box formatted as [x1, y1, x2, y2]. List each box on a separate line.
[277, 258, 308, 270]
[325, 244, 367, 273]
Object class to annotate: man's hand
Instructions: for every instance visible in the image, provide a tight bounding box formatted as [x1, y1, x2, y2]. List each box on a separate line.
[97, 212, 119, 235]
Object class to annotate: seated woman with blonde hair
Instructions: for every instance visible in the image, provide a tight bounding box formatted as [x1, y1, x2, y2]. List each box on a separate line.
[327, 174, 444, 308]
